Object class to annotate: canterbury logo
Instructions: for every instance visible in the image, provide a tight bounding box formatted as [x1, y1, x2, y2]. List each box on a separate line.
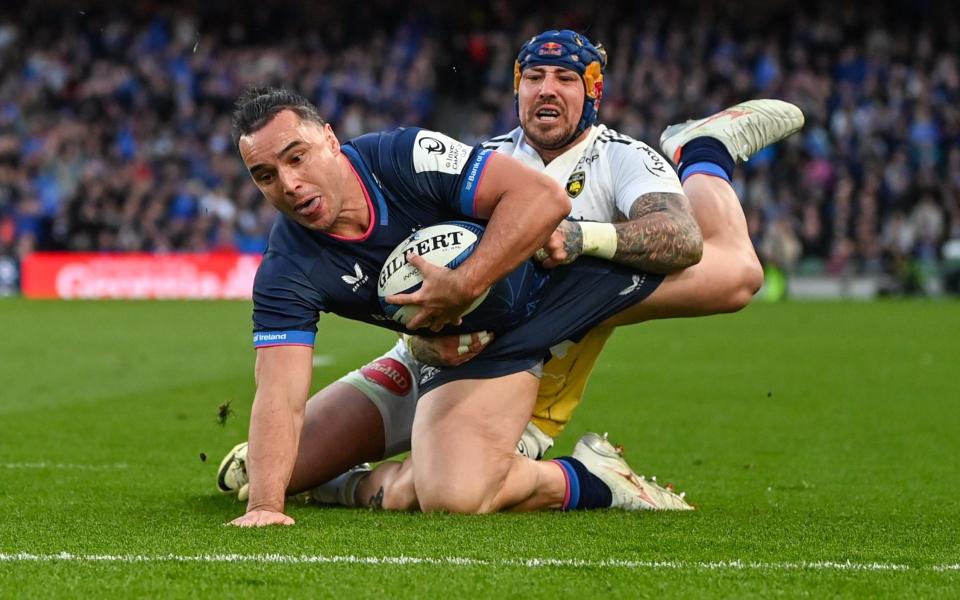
[341, 263, 369, 292]
[619, 274, 646, 296]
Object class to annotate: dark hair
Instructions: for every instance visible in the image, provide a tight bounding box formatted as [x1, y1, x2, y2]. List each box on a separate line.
[231, 86, 326, 143]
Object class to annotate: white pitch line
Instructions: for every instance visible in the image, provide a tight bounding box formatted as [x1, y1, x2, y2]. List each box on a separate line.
[0, 553, 955, 572]
[933, 564, 960, 572]
[1, 463, 128, 470]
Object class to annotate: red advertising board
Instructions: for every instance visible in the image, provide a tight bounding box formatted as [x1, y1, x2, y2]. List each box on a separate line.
[21, 253, 262, 299]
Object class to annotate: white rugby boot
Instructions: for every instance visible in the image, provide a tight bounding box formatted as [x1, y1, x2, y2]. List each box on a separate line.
[216, 442, 250, 501]
[572, 432, 694, 511]
[659, 99, 805, 164]
[308, 464, 373, 507]
[516, 422, 555, 460]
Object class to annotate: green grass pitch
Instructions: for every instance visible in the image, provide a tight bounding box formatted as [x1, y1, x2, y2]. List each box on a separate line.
[0, 298, 958, 598]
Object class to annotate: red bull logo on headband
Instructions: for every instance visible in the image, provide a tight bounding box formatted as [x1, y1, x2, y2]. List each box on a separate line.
[537, 42, 564, 57]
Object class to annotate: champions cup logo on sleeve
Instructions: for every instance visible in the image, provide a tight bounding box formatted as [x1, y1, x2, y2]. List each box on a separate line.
[418, 137, 446, 155]
[412, 130, 471, 175]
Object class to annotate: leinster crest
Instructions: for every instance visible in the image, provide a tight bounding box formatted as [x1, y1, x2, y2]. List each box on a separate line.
[565, 171, 585, 198]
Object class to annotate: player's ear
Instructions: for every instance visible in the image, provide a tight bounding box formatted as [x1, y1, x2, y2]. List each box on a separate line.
[323, 123, 340, 155]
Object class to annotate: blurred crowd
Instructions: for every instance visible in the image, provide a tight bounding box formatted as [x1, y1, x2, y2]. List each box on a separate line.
[2, 0, 959, 294]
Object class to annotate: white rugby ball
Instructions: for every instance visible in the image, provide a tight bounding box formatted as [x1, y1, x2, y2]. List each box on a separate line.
[378, 221, 490, 326]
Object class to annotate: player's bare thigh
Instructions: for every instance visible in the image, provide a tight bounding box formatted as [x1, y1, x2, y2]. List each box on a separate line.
[410, 373, 540, 513]
[286, 382, 386, 494]
[605, 175, 763, 326]
[603, 238, 760, 326]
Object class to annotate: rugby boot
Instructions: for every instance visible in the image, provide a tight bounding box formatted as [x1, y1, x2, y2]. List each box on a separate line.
[660, 99, 805, 164]
[216, 442, 250, 501]
[572, 432, 694, 511]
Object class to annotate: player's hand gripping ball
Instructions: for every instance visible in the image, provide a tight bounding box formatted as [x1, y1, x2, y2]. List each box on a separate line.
[378, 221, 490, 327]
[379, 221, 539, 334]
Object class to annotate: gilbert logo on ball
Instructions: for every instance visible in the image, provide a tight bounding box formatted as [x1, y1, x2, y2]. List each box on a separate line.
[378, 221, 490, 326]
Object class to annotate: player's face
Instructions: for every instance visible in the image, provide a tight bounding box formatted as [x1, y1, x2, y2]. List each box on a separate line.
[518, 65, 585, 152]
[239, 109, 345, 231]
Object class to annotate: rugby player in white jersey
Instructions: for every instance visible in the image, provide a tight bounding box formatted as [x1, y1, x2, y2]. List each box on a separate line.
[219, 29, 803, 513]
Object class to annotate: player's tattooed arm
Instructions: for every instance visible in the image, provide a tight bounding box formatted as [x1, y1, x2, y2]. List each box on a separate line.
[611, 192, 703, 272]
[558, 221, 583, 259]
[538, 193, 701, 271]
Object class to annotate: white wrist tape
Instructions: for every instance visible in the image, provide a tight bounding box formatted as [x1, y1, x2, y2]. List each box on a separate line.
[578, 222, 618, 260]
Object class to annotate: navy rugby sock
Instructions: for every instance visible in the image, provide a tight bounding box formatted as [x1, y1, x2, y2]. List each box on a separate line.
[552, 457, 613, 511]
[677, 137, 735, 184]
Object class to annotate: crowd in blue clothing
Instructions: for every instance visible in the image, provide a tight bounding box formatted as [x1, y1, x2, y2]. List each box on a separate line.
[1, 1, 958, 293]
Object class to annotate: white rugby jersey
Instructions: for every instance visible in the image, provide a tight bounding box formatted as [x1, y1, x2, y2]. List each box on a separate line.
[482, 124, 684, 223]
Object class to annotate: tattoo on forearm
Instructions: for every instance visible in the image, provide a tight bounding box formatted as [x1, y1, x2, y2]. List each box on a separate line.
[562, 221, 583, 262]
[369, 487, 385, 510]
[614, 192, 703, 273]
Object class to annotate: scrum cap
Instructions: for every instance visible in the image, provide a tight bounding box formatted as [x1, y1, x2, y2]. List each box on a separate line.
[514, 30, 608, 139]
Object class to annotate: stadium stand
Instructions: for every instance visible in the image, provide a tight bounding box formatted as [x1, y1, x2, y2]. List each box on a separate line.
[1, 0, 958, 296]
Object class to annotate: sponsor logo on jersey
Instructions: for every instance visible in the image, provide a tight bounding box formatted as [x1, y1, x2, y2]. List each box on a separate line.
[254, 332, 288, 343]
[377, 230, 466, 289]
[341, 263, 369, 292]
[462, 150, 487, 195]
[635, 143, 669, 177]
[565, 171, 585, 198]
[360, 357, 412, 396]
[413, 130, 471, 175]
[575, 152, 600, 168]
[252, 330, 316, 347]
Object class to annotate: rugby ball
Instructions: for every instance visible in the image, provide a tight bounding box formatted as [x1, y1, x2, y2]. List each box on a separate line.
[378, 221, 490, 326]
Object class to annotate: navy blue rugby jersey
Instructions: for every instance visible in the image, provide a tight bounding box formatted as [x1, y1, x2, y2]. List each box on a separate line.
[252, 127, 548, 349]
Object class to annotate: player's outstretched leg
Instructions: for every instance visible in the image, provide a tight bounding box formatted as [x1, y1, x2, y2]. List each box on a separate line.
[607, 99, 804, 325]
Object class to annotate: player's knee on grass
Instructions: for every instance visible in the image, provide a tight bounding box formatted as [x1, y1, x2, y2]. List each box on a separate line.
[414, 455, 513, 514]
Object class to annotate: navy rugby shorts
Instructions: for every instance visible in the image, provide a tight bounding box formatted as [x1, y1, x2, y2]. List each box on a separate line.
[418, 257, 663, 393]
